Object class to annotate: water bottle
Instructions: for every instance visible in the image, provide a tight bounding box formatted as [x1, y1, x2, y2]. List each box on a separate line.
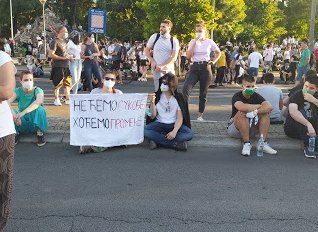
[257, 134, 265, 157]
[145, 108, 152, 117]
[308, 136, 316, 154]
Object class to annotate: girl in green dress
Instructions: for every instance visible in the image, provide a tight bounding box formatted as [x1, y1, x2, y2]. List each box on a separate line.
[8, 70, 48, 146]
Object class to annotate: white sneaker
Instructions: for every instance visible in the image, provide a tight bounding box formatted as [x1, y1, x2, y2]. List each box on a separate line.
[242, 142, 252, 156]
[143, 78, 147, 82]
[54, 99, 62, 106]
[64, 100, 70, 105]
[262, 142, 277, 155]
[197, 116, 204, 121]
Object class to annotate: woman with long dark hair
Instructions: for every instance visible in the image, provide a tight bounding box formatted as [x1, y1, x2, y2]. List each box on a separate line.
[145, 73, 193, 151]
[81, 33, 102, 92]
[67, 31, 82, 94]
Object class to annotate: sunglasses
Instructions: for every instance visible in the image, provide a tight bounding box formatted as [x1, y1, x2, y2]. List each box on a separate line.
[105, 77, 115, 81]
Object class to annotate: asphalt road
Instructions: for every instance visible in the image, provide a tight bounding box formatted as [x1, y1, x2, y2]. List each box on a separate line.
[4, 143, 318, 232]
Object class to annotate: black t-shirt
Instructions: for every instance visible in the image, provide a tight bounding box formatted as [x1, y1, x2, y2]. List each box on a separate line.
[49, 38, 69, 68]
[231, 91, 266, 118]
[287, 90, 318, 126]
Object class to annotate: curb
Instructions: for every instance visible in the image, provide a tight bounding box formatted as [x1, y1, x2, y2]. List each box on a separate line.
[18, 132, 302, 150]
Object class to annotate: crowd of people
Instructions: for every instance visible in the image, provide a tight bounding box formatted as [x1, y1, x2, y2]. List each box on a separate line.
[2, 18, 318, 231]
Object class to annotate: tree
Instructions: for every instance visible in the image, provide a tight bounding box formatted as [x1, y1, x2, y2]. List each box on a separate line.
[97, 0, 146, 41]
[240, 0, 286, 45]
[214, 0, 246, 42]
[0, 0, 42, 37]
[137, 0, 220, 43]
[282, 0, 313, 40]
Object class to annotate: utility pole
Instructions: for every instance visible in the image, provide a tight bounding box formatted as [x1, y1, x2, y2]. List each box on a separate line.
[309, 0, 317, 50]
[10, 0, 14, 39]
[211, 0, 216, 40]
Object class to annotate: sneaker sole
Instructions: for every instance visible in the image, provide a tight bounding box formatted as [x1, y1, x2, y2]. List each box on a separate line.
[37, 142, 46, 147]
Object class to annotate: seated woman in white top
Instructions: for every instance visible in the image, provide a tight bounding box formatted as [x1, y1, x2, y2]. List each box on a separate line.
[145, 73, 193, 151]
[79, 71, 123, 154]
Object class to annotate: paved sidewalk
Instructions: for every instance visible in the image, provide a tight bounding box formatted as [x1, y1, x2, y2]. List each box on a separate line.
[18, 116, 302, 150]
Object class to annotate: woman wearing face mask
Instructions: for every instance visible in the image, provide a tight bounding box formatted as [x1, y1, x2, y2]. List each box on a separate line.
[145, 73, 193, 152]
[182, 21, 221, 121]
[79, 71, 123, 154]
[81, 33, 102, 92]
[8, 71, 48, 146]
[67, 31, 83, 94]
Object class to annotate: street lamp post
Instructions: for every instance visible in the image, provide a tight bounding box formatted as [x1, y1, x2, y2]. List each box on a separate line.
[39, 0, 47, 57]
[10, 0, 14, 39]
[309, 0, 317, 50]
[211, 0, 216, 40]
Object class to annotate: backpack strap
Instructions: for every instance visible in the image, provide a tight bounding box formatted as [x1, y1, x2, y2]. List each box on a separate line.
[152, 33, 174, 50]
[152, 33, 161, 49]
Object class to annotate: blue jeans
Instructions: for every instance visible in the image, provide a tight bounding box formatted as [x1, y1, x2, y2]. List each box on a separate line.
[296, 66, 309, 81]
[144, 121, 193, 149]
[248, 67, 259, 78]
[83, 60, 102, 92]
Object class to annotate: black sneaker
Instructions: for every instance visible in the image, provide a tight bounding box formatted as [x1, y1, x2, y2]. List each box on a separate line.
[15, 133, 20, 145]
[175, 142, 188, 152]
[37, 134, 46, 147]
[149, 140, 158, 150]
[304, 147, 316, 158]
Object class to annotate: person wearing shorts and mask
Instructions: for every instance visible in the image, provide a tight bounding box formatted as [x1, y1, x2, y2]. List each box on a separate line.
[227, 74, 277, 156]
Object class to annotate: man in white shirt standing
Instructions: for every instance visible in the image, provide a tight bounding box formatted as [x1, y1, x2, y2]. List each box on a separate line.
[0, 51, 16, 231]
[145, 19, 180, 91]
[248, 45, 265, 81]
[263, 44, 274, 72]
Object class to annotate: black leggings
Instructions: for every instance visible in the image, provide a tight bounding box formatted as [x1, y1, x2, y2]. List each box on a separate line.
[182, 63, 212, 114]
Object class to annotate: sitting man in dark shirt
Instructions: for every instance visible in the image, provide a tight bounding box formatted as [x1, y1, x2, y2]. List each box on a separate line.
[284, 74, 318, 158]
[280, 61, 292, 83]
[227, 74, 277, 156]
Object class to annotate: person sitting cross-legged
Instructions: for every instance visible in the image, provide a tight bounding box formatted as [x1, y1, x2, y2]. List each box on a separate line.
[8, 70, 48, 146]
[227, 74, 277, 156]
[144, 73, 193, 152]
[284, 74, 318, 158]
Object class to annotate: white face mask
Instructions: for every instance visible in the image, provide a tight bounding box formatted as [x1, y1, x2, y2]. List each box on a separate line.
[91, 37, 95, 43]
[104, 80, 115, 88]
[64, 33, 69, 39]
[196, 32, 205, 39]
[160, 83, 169, 92]
[22, 80, 34, 90]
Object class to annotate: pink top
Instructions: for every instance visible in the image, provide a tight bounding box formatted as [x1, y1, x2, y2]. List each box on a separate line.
[188, 39, 220, 62]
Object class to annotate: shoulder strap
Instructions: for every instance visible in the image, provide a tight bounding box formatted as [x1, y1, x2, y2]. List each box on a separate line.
[170, 36, 174, 50]
[152, 33, 160, 49]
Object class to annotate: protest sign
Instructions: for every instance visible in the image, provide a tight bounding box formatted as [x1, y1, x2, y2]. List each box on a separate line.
[69, 93, 148, 147]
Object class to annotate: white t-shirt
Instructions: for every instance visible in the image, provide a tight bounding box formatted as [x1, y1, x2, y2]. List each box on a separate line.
[4, 44, 11, 55]
[263, 48, 274, 62]
[107, 44, 115, 59]
[146, 33, 180, 73]
[0, 51, 16, 138]
[90, 88, 123, 95]
[188, 39, 220, 62]
[139, 51, 147, 60]
[248, 52, 263, 68]
[156, 93, 180, 124]
[283, 50, 291, 60]
[67, 40, 82, 60]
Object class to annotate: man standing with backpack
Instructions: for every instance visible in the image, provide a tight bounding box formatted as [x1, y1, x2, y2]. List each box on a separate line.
[145, 19, 180, 91]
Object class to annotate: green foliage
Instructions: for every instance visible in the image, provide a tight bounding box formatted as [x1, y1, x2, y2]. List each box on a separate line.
[214, 0, 246, 42]
[137, 0, 219, 43]
[0, 0, 41, 37]
[97, 0, 146, 41]
[240, 0, 287, 44]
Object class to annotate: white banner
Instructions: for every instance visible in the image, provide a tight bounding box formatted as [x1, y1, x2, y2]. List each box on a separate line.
[69, 93, 148, 147]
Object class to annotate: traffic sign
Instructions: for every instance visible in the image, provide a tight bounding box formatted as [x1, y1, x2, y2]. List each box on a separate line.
[88, 8, 107, 34]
